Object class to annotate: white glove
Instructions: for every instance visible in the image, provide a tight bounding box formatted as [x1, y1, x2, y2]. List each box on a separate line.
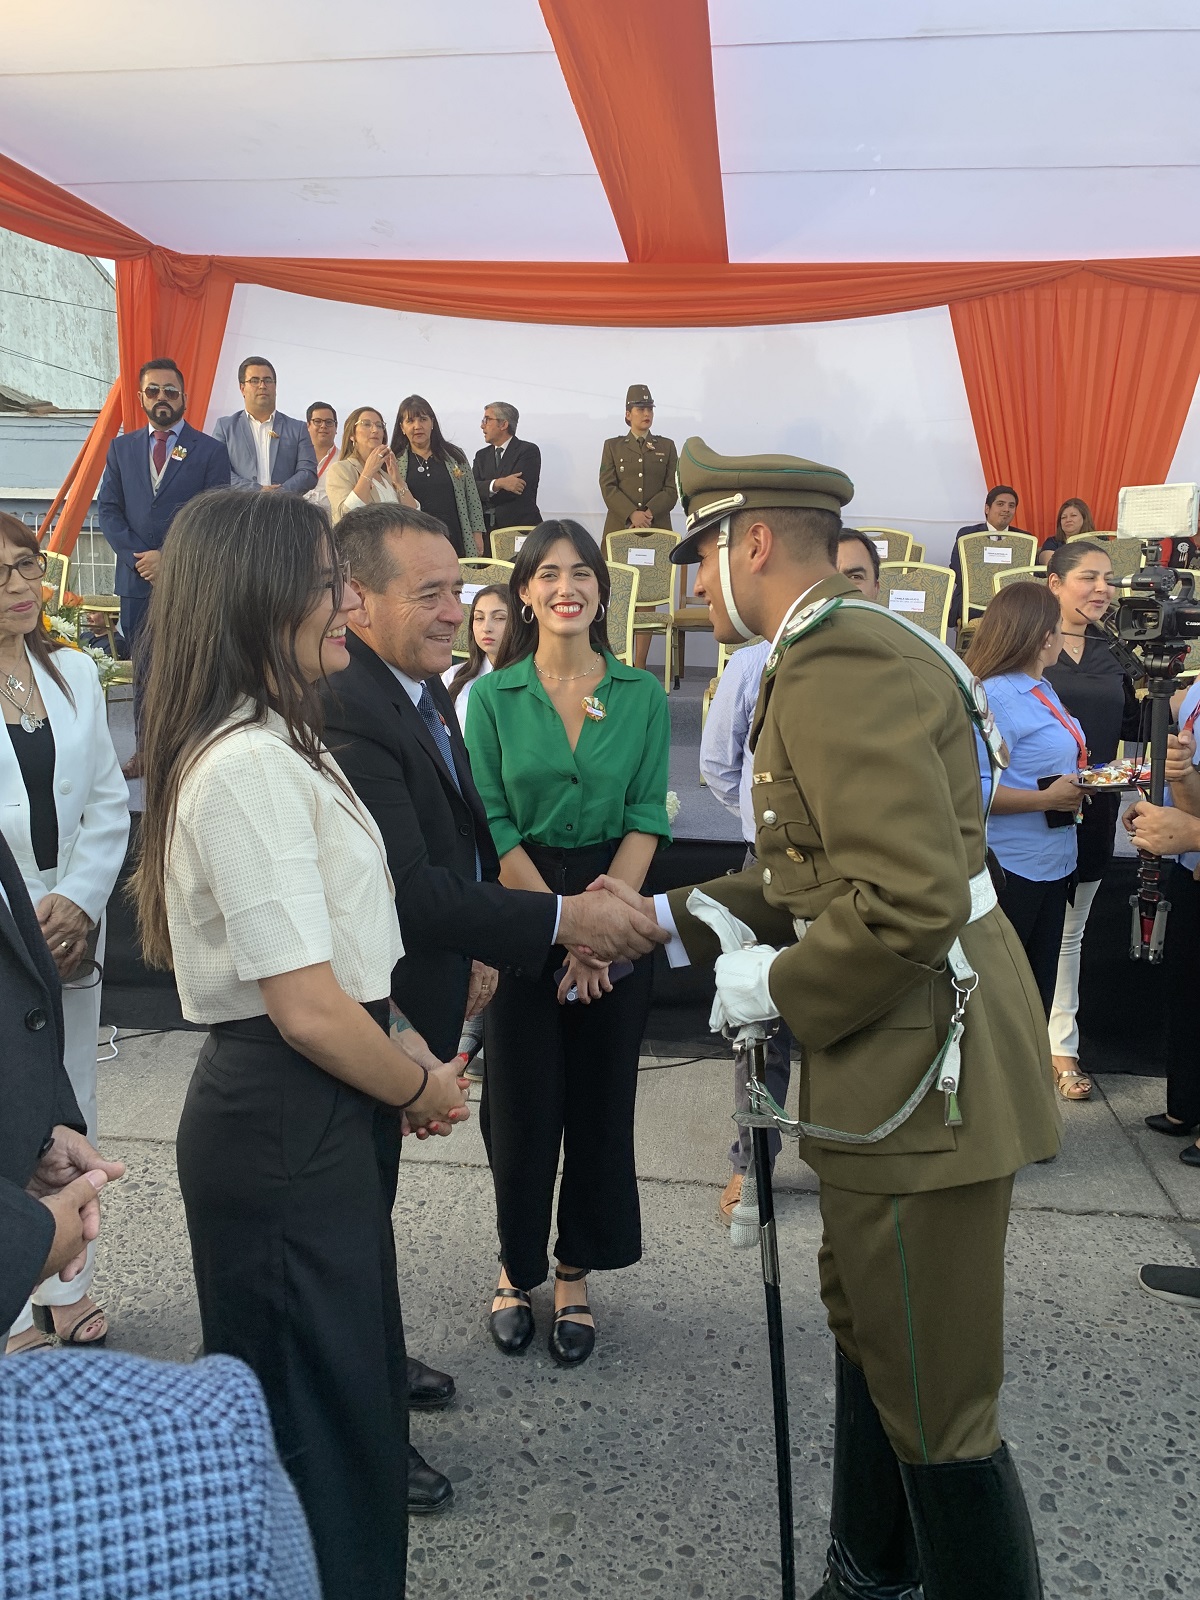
[709, 945, 782, 1033]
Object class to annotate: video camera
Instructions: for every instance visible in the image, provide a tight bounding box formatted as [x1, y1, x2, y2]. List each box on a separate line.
[1101, 486, 1200, 959]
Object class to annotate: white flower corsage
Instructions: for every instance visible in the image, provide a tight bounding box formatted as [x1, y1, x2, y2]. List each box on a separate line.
[665, 790, 681, 824]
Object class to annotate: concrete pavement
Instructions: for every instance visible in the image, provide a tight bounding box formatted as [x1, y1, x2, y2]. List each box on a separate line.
[89, 1031, 1200, 1599]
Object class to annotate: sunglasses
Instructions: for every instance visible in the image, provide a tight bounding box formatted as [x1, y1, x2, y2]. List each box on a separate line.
[142, 384, 182, 401]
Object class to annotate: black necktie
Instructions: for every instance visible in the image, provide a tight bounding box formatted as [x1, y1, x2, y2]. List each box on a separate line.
[417, 686, 480, 879]
[496, 445, 504, 473]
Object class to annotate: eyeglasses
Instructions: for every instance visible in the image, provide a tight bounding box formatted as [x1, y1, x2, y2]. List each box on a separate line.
[316, 560, 354, 595]
[0, 552, 47, 586]
[243, 376, 276, 387]
[142, 384, 182, 401]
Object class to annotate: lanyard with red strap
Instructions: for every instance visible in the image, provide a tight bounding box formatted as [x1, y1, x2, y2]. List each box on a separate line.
[1030, 685, 1088, 770]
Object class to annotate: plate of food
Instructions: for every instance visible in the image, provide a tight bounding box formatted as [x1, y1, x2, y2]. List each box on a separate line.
[1078, 758, 1151, 790]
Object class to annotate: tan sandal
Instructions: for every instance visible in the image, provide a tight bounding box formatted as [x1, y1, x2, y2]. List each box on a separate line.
[5, 1325, 55, 1354]
[1052, 1057, 1092, 1101]
[34, 1298, 108, 1347]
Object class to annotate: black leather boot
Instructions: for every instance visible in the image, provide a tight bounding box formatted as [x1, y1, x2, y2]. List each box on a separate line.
[807, 1348, 922, 1599]
[899, 1443, 1043, 1599]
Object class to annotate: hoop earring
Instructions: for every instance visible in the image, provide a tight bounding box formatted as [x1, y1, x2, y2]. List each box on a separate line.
[596, 603, 606, 620]
[521, 605, 534, 624]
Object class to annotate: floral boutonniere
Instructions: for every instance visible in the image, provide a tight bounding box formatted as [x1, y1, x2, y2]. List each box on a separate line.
[170, 444, 188, 461]
[269, 430, 280, 440]
[449, 463, 463, 479]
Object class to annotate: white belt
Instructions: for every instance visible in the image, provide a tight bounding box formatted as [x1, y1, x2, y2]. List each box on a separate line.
[793, 865, 995, 949]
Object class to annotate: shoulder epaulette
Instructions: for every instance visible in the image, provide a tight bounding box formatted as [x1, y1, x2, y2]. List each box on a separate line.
[764, 596, 843, 677]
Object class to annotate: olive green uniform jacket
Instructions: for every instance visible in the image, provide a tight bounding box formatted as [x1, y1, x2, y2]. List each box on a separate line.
[599, 431, 679, 536]
[667, 574, 1061, 1195]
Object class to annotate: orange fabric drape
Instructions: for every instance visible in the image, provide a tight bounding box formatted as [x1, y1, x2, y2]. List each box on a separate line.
[115, 251, 234, 430]
[539, 0, 727, 264]
[951, 272, 1200, 537]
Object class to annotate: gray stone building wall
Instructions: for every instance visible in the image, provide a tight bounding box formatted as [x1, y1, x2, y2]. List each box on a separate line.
[0, 229, 116, 410]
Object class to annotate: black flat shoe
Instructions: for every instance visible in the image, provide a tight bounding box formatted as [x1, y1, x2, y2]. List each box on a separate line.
[549, 1267, 595, 1368]
[1145, 1113, 1200, 1137]
[489, 1286, 534, 1354]
[407, 1444, 453, 1515]
[407, 1356, 456, 1410]
[1179, 1143, 1200, 1168]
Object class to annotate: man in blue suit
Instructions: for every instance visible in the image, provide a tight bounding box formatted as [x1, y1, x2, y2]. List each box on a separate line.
[211, 356, 318, 495]
[97, 357, 232, 773]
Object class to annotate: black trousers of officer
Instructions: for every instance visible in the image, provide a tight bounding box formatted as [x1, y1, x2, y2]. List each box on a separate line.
[176, 1005, 409, 1600]
[818, 1174, 1015, 1463]
[481, 841, 651, 1291]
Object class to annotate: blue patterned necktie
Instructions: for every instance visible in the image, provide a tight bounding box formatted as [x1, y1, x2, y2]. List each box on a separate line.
[417, 684, 480, 879]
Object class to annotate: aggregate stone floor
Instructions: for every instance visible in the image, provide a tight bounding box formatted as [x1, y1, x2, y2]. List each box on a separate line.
[90, 1035, 1200, 1600]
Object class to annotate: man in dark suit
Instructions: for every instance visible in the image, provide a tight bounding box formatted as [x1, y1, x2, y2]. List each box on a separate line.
[321, 503, 668, 1511]
[0, 831, 123, 1344]
[211, 357, 318, 495]
[472, 401, 542, 537]
[947, 483, 1030, 627]
[98, 356, 232, 773]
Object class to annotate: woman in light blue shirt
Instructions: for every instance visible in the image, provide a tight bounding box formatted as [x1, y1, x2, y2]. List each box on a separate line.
[966, 583, 1084, 1044]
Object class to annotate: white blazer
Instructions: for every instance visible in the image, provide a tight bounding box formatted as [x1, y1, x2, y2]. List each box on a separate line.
[0, 648, 130, 922]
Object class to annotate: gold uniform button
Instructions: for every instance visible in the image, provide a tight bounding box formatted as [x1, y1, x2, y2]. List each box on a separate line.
[762, 867, 772, 885]
[786, 848, 805, 863]
[762, 809, 777, 824]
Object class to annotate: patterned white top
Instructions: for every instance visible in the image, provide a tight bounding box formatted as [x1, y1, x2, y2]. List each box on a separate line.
[165, 709, 402, 1023]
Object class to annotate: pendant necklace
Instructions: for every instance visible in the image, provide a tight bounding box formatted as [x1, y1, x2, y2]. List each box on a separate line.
[0, 663, 44, 733]
[534, 653, 607, 721]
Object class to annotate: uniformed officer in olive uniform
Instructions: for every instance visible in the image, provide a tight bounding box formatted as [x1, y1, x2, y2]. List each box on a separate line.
[594, 439, 1061, 1600]
[598, 384, 679, 537]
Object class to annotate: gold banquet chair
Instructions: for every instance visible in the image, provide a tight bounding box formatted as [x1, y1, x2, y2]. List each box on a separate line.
[908, 540, 926, 563]
[489, 526, 539, 563]
[605, 562, 640, 664]
[957, 531, 1039, 620]
[993, 565, 1045, 592]
[41, 550, 70, 611]
[604, 529, 680, 691]
[454, 558, 515, 657]
[853, 527, 914, 564]
[877, 563, 956, 644]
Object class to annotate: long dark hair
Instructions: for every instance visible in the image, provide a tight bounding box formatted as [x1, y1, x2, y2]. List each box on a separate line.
[390, 394, 467, 467]
[0, 512, 73, 701]
[965, 581, 1062, 682]
[1055, 497, 1095, 537]
[133, 490, 344, 968]
[447, 584, 509, 702]
[494, 520, 612, 671]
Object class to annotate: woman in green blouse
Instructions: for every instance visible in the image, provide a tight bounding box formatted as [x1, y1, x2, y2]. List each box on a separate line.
[464, 520, 670, 1367]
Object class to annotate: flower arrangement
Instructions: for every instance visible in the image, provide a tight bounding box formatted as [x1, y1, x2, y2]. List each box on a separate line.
[665, 789, 681, 824]
[42, 601, 125, 691]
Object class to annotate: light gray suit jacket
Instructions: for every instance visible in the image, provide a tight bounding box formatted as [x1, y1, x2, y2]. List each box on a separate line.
[211, 411, 318, 494]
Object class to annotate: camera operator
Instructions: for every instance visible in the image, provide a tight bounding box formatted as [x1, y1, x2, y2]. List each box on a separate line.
[1126, 686, 1200, 1165]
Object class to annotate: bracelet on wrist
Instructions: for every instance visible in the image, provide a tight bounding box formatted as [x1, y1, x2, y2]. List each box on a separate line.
[398, 1064, 429, 1112]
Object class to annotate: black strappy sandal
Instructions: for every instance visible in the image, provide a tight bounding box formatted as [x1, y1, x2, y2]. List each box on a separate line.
[549, 1267, 595, 1367]
[489, 1284, 534, 1354]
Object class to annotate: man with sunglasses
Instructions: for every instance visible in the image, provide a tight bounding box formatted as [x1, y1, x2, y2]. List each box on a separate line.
[97, 358, 231, 776]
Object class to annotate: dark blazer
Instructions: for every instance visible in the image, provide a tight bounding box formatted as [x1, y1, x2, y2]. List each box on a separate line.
[320, 634, 557, 1059]
[211, 410, 318, 494]
[472, 437, 542, 531]
[97, 421, 232, 599]
[0, 831, 83, 1330]
[947, 520, 1033, 627]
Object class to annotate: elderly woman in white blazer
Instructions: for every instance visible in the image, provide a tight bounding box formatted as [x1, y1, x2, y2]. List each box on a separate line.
[0, 514, 129, 1351]
[324, 406, 421, 526]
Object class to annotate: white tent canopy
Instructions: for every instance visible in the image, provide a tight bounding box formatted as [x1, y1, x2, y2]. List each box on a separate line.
[2, 2, 1198, 261]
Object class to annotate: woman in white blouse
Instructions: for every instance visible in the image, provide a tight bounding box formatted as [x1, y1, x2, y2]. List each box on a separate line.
[0, 513, 129, 1354]
[323, 405, 421, 525]
[132, 488, 467, 1600]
